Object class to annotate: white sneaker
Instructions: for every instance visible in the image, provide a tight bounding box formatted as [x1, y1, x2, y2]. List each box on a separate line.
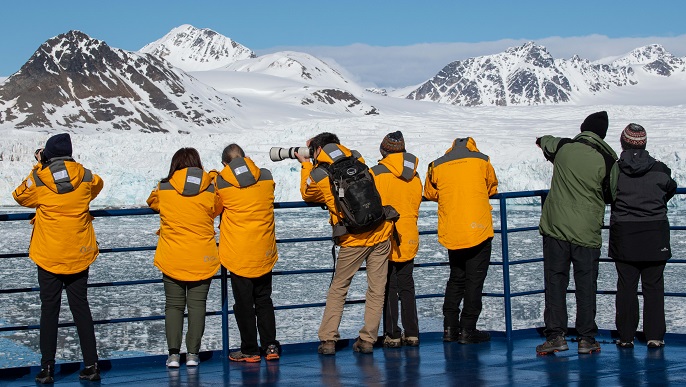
[186, 353, 200, 366]
[647, 340, 665, 348]
[166, 353, 180, 368]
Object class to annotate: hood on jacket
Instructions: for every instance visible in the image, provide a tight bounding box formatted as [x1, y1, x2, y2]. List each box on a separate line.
[218, 157, 262, 188]
[168, 167, 213, 196]
[618, 149, 656, 177]
[379, 152, 418, 181]
[447, 137, 480, 154]
[316, 143, 354, 165]
[35, 158, 85, 194]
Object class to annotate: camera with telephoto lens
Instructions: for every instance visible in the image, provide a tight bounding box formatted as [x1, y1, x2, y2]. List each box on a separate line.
[269, 146, 313, 162]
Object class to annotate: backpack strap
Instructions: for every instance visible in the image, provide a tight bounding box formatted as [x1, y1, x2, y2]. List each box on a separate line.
[575, 138, 617, 204]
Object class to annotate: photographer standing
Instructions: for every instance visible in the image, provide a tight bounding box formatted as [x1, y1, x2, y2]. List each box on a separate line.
[216, 144, 281, 362]
[295, 132, 394, 355]
[12, 133, 103, 383]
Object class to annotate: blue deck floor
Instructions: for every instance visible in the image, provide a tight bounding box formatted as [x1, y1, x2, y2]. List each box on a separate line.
[2, 330, 686, 386]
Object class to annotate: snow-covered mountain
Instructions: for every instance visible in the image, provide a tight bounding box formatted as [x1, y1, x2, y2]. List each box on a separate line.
[0, 30, 242, 133]
[406, 42, 686, 106]
[139, 24, 255, 72]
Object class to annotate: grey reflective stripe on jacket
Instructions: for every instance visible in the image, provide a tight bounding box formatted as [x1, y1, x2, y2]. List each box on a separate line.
[432, 141, 489, 168]
[182, 167, 204, 196]
[310, 167, 328, 184]
[322, 143, 348, 163]
[216, 168, 274, 189]
[229, 158, 257, 187]
[49, 160, 74, 194]
[370, 164, 390, 175]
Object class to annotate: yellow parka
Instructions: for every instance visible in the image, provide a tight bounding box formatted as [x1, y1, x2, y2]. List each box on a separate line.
[147, 167, 221, 282]
[216, 157, 278, 278]
[12, 159, 103, 274]
[424, 138, 498, 250]
[300, 143, 394, 247]
[371, 152, 423, 262]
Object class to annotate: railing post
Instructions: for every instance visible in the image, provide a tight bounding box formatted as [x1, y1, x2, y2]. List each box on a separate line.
[221, 266, 230, 358]
[499, 196, 513, 341]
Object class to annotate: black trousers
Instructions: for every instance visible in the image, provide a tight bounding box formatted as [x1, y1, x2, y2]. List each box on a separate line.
[230, 272, 278, 355]
[615, 260, 667, 342]
[37, 266, 98, 368]
[542, 235, 600, 340]
[383, 259, 419, 339]
[443, 238, 492, 330]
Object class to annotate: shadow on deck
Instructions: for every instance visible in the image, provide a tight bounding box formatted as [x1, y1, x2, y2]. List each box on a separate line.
[2, 329, 686, 386]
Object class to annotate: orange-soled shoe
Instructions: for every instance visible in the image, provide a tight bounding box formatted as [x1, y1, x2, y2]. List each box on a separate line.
[229, 351, 261, 363]
[265, 344, 280, 360]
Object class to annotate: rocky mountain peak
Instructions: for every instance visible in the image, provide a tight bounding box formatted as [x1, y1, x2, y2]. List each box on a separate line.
[140, 24, 255, 72]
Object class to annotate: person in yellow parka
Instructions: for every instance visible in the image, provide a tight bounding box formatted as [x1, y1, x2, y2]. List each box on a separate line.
[424, 137, 498, 344]
[295, 132, 395, 356]
[371, 131, 423, 348]
[215, 144, 280, 363]
[147, 148, 221, 368]
[13, 133, 103, 383]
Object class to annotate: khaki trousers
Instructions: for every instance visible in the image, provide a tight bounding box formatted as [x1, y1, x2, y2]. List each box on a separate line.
[318, 239, 390, 344]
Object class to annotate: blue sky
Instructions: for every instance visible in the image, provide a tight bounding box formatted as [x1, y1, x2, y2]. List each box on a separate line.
[2, 0, 686, 87]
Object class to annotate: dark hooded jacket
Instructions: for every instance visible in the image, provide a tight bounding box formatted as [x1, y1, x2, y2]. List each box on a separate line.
[609, 149, 678, 261]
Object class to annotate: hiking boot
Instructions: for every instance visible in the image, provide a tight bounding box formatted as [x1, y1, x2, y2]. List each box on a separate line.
[536, 336, 569, 355]
[383, 335, 402, 348]
[459, 328, 491, 344]
[265, 344, 280, 360]
[616, 340, 634, 349]
[647, 340, 665, 348]
[318, 340, 336, 355]
[186, 353, 200, 366]
[578, 338, 601, 354]
[352, 337, 374, 354]
[166, 354, 180, 368]
[229, 351, 261, 363]
[403, 335, 420, 347]
[35, 364, 54, 384]
[79, 363, 101, 381]
[443, 326, 461, 342]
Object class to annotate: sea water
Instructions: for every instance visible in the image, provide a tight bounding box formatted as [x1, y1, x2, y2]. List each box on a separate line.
[1, 202, 685, 367]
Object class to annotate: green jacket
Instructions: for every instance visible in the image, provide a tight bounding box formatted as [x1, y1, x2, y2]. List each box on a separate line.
[538, 131, 618, 248]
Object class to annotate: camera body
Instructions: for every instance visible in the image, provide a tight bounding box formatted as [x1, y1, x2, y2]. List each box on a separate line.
[269, 147, 313, 162]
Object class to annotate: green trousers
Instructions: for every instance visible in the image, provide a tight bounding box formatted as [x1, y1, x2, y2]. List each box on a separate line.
[163, 275, 212, 354]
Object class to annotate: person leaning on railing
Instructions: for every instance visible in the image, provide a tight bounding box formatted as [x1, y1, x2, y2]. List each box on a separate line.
[423, 137, 499, 344]
[610, 124, 678, 349]
[146, 148, 222, 369]
[371, 131, 423, 348]
[215, 144, 281, 363]
[535, 111, 619, 356]
[12, 133, 104, 383]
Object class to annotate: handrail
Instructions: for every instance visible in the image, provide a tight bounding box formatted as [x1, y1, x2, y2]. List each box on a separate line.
[0, 188, 684, 361]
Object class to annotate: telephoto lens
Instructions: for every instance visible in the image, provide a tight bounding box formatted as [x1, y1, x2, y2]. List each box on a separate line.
[269, 147, 312, 162]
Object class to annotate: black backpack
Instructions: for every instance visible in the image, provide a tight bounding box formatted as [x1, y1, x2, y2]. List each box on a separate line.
[323, 153, 385, 235]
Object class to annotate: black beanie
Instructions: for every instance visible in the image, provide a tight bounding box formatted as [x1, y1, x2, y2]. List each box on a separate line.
[42, 133, 73, 161]
[580, 111, 609, 139]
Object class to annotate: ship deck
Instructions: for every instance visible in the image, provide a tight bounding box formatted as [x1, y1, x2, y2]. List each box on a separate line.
[2, 329, 686, 386]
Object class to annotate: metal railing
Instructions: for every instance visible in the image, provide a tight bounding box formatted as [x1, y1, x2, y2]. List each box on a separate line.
[1, 188, 684, 361]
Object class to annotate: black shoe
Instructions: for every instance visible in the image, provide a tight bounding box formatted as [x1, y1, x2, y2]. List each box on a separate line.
[578, 338, 601, 354]
[79, 363, 101, 381]
[35, 365, 54, 384]
[536, 336, 569, 355]
[443, 326, 461, 342]
[616, 340, 634, 348]
[458, 328, 490, 344]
